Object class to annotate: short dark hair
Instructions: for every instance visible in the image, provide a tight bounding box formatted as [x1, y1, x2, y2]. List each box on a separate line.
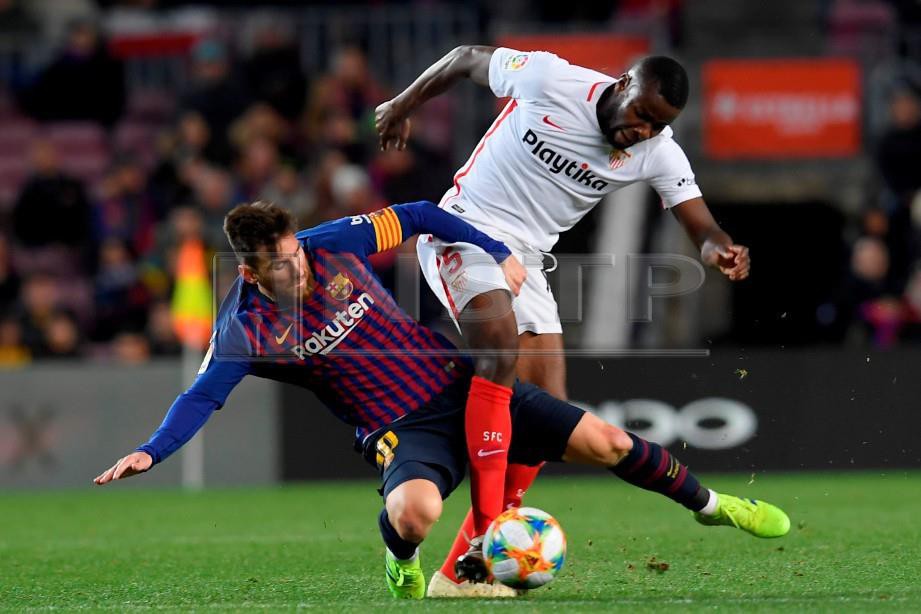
[223, 201, 295, 266]
[636, 56, 689, 110]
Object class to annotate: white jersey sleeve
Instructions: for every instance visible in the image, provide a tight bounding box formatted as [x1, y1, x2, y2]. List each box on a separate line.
[644, 139, 704, 208]
[488, 47, 570, 101]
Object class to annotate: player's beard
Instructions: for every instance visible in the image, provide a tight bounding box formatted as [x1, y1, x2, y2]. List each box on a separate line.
[268, 270, 307, 309]
[596, 86, 622, 149]
[597, 87, 638, 150]
[611, 128, 635, 150]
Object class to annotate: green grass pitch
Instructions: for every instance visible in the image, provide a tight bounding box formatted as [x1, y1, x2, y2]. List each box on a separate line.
[2, 472, 920, 612]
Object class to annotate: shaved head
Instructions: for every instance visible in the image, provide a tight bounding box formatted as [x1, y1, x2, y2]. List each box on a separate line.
[631, 56, 689, 110]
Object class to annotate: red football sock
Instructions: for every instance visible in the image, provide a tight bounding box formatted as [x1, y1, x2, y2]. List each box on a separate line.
[465, 375, 513, 535]
[502, 462, 544, 509]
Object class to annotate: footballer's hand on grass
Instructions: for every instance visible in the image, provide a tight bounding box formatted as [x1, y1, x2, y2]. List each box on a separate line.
[375, 100, 412, 151]
[707, 244, 750, 281]
[94, 451, 152, 485]
[500, 255, 527, 296]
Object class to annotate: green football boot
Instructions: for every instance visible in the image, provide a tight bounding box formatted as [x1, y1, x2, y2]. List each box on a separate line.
[385, 550, 426, 599]
[694, 493, 791, 538]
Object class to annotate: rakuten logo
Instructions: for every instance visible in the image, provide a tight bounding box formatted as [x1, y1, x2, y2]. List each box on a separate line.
[522, 129, 609, 191]
[292, 292, 375, 358]
[573, 397, 757, 450]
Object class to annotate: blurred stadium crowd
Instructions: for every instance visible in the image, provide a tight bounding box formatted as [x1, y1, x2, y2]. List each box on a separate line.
[0, 1, 462, 365]
[0, 0, 920, 365]
[831, 84, 921, 347]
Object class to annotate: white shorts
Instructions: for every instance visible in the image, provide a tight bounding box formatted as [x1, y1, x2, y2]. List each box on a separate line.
[417, 234, 563, 335]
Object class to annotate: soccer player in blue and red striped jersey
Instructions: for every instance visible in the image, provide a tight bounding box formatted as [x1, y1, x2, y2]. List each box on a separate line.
[94, 200, 789, 600]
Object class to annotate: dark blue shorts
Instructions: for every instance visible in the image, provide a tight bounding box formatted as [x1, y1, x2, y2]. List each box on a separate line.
[361, 377, 585, 500]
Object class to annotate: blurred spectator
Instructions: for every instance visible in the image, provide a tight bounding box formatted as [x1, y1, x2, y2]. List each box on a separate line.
[18, 17, 125, 128]
[176, 111, 215, 161]
[859, 205, 912, 288]
[93, 156, 157, 256]
[260, 164, 316, 223]
[860, 297, 906, 348]
[148, 206, 207, 290]
[316, 108, 365, 163]
[0, 235, 21, 313]
[17, 274, 60, 350]
[306, 46, 386, 163]
[901, 266, 921, 339]
[821, 236, 904, 345]
[180, 39, 252, 165]
[303, 149, 348, 225]
[111, 331, 151, 365]
[172, 203, 207, 244]
[12, 141, 91, 251]
[237, 137, 280, 202]
[92, 238, 150, 342]
[329, 163, 382, 219]
[873, 87, 921, 288]
[0, 317, 30, 366]
[38, 310, 81, 359]
[230, 103, 299, 161]
[326, 46, 386, 123]
[147, 112, 211, 214]
[875, 86, 921, 206]
[851, 236, 891, 291]
[146, 300, 180, 356]
[329, 164, 394, 277]
[243, 16, 308, 121]
[191, 165, 238, 248]
[371, 144, 453, 205]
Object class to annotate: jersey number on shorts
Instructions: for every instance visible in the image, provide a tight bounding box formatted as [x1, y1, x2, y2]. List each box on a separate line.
[375, 431, 399, 470]
[440, 248, 463, 274]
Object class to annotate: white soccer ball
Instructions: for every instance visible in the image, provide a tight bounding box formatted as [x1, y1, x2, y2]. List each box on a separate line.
[482, 506, 566, 589]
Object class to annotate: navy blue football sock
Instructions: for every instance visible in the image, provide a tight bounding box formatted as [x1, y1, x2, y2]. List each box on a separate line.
[378, 507, 419, 560]
[610, 432, 711, 512]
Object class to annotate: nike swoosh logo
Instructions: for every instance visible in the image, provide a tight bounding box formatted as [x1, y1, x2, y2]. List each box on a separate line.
[542, 115, 565, 131]
[275, 323, 295, 345]
[477, 449, 507, 457]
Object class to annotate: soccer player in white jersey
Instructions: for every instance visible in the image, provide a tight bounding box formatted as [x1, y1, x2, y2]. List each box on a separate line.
[376, 46, 751, 596]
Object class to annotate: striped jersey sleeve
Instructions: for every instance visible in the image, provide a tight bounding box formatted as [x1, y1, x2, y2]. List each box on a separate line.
[298, 201, 511, 262]
[297, 207, 403, 258]
[366, 207, 404, 252]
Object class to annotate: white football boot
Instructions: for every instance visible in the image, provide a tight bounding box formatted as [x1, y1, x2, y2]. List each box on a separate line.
[426, 571, 519, 598]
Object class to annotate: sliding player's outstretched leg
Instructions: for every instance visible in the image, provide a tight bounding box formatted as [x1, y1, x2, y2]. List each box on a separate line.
[566, 412, 791, 538]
